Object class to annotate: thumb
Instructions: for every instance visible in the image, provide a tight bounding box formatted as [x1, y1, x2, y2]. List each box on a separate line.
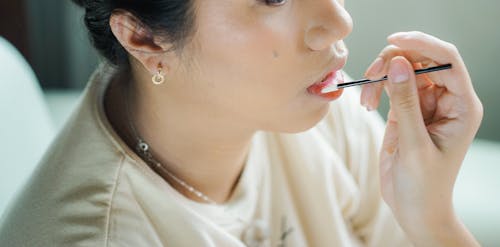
[387, 56, 430, 149]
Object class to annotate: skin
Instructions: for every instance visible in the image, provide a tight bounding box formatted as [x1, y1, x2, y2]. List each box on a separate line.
[106, 0, 482, 245]
[107, 0, 350, 203]
[361, 31, 483, 246]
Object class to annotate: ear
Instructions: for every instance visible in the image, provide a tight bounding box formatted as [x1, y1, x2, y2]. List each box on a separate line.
[109, 10, 174, 74]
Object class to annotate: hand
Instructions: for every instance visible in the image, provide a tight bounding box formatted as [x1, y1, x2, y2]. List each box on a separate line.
[361, 31, 483, 246]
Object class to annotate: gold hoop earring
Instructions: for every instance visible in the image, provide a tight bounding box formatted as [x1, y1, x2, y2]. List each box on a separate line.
[152, 64, 165, 85]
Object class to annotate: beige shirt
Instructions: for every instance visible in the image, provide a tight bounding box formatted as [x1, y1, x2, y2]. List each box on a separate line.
[0, 65, 412, 247]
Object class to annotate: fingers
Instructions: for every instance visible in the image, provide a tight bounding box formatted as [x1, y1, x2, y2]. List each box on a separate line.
[364, 45, 431, 81]
[360, 82, 384, 111]
[361, 57, 386, 110]
[361, 61, 431, 111]
[386, 56, 431, 150]
[362, 45, 434, 111]
[364, 46, 438, 90]
[362, 31, 475, 112]
[387, 31, 457, 65]
[412, 62, 434, 90]
[381, 112, 398, 155]
[387, 31, 473, 96]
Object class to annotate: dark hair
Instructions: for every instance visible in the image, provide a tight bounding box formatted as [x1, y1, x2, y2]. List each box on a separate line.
[71, 0, 196, 67]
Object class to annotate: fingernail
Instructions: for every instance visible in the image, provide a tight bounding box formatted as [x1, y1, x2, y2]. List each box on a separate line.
[388, 32, 407, 40]
[389, 58, 409, 83]
[365, 57, 384, 77]
[361, 86, 373, 108]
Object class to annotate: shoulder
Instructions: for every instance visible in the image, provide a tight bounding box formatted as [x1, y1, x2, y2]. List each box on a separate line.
[0, 65, 140, 246]
[0, 144, 128, 247]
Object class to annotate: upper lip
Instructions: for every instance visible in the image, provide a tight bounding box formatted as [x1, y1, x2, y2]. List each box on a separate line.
[314, 56, 348, 84]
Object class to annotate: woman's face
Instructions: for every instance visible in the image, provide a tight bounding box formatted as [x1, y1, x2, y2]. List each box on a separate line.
[169, 0, 352, 133]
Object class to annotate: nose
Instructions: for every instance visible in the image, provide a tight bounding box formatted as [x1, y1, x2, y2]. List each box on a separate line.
[304, 0, 353, 51]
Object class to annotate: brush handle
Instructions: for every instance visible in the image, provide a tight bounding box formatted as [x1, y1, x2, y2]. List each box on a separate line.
[337, 63, 452, 89]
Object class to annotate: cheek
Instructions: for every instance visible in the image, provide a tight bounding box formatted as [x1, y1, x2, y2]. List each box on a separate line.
[202, 15, 302, 92]
[188, 4, 326, 131]
[195, 19, 296, 103]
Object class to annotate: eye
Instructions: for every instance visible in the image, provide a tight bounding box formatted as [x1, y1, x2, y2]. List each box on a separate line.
[262, 0, 287, 6]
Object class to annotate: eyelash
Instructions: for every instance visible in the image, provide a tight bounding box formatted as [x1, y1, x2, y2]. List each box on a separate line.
[260, 0, 288, 7]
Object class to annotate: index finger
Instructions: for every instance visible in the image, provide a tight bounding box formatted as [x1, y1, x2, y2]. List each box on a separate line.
[387, 31, 473, 96]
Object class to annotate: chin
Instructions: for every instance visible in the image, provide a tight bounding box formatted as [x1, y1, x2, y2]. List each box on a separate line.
[269, 103, 331, 134]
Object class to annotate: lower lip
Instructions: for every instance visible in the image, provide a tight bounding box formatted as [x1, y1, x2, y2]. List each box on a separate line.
[307, 70, 344, 101]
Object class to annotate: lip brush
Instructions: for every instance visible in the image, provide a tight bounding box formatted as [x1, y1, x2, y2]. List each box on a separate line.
[339, 63, 452, 89]
[324, 63, 452, 93]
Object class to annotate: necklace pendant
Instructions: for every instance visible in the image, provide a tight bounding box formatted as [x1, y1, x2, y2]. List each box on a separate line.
[137, 140, 149, 153]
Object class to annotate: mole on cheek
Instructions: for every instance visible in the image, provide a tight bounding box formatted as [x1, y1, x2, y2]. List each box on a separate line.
[273, 50, 279, 58]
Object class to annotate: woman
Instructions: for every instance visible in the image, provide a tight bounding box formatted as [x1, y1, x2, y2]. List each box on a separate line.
[0, 0, 483, 246]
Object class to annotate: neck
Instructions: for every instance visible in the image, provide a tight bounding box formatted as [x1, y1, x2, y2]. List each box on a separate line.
[106, 70, 255, 204]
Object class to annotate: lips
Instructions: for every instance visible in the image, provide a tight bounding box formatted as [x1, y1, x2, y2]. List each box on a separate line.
[307, 70, 345, 101]
[306, 56, 347, 101]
